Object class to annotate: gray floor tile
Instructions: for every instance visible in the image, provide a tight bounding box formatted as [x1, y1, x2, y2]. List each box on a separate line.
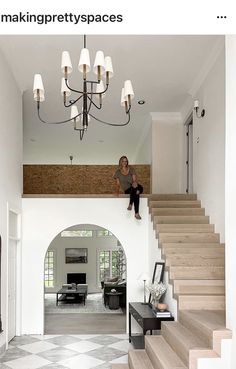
[89, 336, 122, 345]
[38, 347, 78, 362]
[46, 335, 80, 346]
[8, 336, 40, 346]
[37, 364, 69, 369]
[0, 347, 29, 363]
[88, 346, 126, 361]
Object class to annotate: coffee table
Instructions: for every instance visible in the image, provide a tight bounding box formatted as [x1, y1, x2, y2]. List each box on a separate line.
[56, 285, 87, 306]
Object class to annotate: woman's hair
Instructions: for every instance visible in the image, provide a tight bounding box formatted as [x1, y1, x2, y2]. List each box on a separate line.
[119, 155, 129, 166]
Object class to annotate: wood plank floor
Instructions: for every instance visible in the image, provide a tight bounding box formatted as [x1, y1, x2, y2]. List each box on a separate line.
[44, 312, 126, 334]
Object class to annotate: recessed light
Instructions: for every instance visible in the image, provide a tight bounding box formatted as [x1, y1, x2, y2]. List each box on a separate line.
[138, 100, 145, 105]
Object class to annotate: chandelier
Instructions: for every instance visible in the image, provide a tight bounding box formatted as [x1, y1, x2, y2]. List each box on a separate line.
[33, 35, 134, 140]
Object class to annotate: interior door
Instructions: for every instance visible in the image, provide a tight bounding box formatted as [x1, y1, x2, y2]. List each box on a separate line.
[8, 239, 17, 342]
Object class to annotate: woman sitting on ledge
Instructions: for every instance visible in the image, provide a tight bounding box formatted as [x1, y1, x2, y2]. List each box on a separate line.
[113, 155, 143, 220]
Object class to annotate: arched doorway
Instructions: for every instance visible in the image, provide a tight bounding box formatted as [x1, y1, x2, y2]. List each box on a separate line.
[44, 224, 126, 334]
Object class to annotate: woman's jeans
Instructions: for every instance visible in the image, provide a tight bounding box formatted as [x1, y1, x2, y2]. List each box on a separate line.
[124, 184, 143, 214]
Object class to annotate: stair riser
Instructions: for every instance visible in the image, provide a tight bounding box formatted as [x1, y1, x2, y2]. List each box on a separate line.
[173, 279, 225, 294]
[161, 323, 189, 366]
[159, 233, 220, 243]
[165, 256, 224, 267]
[178, 311, 212, 348]
[162, 243, 224, 248]
[163, 248, 224, 256]
[145, 336, 186, 369]
[175, 286, 225, 295]
[145, 344, 161, 369]
[169, 266, 224, 280]
[154, 215, 209, 224]
[128, 350, 153, 369]
[178, 295, 225, 310]
[149, 194, 197, 201]
[156, 225, 214, 233]
[151, 208, 205, 217]
[150, 201, 201, 209]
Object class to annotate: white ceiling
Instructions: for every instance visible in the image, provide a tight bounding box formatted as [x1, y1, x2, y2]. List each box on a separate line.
[0, 35, 223, 164]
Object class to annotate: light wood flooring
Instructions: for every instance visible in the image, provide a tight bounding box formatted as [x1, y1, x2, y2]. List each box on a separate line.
[44, 312, 126, 334]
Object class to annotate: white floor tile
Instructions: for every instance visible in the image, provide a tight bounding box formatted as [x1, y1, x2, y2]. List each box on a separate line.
[108, 340, 133, 353]
[110, 354, 128, 363]
[4, 354, 51, 369]
[65, 340, 103, 353]
[19, 341, 58, 354]
[59, 354, 105, 369]
[30, 335, 62, 340]
[69, 335, 100, 340]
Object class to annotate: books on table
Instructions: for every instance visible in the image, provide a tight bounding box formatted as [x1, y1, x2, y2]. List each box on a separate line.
[155, 310, 172, 318]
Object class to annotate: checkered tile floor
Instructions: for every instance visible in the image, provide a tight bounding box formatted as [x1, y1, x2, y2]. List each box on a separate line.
[0, 334, 133, 369]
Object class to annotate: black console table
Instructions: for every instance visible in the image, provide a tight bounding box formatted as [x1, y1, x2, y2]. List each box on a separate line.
[129, 302, 174, 348]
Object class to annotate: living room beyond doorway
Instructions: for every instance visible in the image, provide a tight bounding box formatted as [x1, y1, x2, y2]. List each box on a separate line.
[44, 224, 127, 334]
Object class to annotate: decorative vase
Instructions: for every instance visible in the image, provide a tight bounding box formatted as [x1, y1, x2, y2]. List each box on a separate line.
[157, 302, 167, 311]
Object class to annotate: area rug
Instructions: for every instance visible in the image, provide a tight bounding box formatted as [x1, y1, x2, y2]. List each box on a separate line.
[45, 293, 123, 314]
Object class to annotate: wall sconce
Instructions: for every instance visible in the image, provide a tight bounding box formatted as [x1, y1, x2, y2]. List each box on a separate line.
[69, 155, 73, 165]
[194, 100, 205, 118]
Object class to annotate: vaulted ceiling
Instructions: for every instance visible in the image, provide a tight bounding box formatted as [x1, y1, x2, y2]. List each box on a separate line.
[0, 35, 223, 164]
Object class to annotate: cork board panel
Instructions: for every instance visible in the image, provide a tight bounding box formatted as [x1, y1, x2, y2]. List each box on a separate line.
[23, 165, 151, 194]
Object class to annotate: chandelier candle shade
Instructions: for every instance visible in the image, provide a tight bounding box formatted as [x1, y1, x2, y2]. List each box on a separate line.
[33, 35, 134, 140]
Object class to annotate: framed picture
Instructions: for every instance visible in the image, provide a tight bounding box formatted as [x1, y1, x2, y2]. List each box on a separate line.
[148, 261, 165, 303]
[65, 248, 88, 263]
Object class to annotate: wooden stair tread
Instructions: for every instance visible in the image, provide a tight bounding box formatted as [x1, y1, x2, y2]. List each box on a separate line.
[178, 310, 232, 355]
[162, 321, 209, 350]
[154, 215, 209, 224]
[112, 365, 129, 369]
[145, 336, 187, 369]
[173, 279, 225, 295]
[179, 310, 227, 330]
[129, 349, 155, 369]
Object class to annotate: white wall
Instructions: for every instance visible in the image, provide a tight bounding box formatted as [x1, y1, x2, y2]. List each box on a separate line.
[47, 225, 121, 293]
[192, 47, 225, 240]
[0, 50, 22, 352]
[151, 113, 184, 194]
[21, 197, 149, 334]
[225, 35, 236, 369]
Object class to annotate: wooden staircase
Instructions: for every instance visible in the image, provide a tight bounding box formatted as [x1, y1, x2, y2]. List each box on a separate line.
[112, 194, 231, 369]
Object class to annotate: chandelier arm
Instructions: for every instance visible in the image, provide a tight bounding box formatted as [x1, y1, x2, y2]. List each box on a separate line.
[65, 78, 84, 94]
[89, 112, 131, 127]
[65, 78, 108, 95]
[63, 94, 83, 108]
[87, 95, 102, 110]
[37, 104, 82, 124]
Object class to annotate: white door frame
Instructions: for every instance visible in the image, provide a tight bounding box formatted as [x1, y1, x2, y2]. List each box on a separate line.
[6, 204, 22, 346]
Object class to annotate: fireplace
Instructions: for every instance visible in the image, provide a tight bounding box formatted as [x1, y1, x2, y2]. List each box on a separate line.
[67, 273, 86, 284]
